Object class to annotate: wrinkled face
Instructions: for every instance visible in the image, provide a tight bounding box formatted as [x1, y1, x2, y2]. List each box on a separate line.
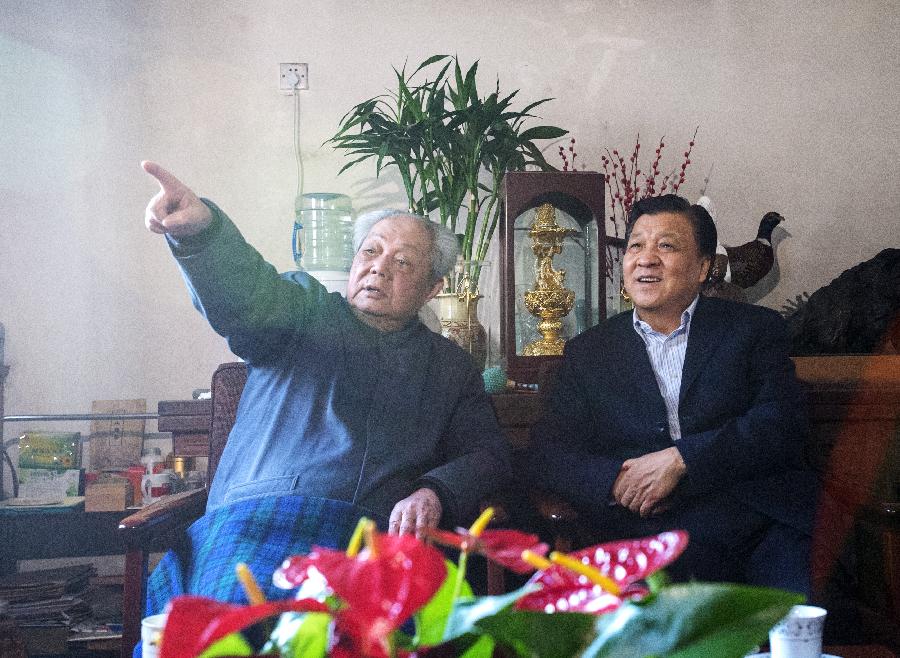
[623, 211, 710, 334]
[346, 216, 443, 332]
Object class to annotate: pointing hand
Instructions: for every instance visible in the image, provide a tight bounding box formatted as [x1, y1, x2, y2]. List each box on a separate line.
[141, 161, 212, 238]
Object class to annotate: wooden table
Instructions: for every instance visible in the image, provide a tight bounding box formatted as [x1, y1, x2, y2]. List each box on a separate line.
[0, 500, 202, 658]
[0, 505, 134, 575]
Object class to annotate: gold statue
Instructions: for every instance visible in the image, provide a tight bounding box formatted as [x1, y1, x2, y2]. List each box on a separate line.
[523, 203, 578, 356]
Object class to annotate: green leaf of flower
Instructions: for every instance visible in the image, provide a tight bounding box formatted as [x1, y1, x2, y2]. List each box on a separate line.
[414, 560, 473, 647]
[442, 585, 533, 642]
[477, 609, 597, 658]
[196, 632, 254, 658]
[582, 582, 802, 658]
[267, 611, 331, 658]
[459, 634, 496, 658]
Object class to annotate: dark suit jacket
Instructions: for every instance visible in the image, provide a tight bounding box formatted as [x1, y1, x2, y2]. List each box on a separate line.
[526, 296, 819, 535]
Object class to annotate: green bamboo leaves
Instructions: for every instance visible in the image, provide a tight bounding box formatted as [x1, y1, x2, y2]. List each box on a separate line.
[329, 55, 568, 265]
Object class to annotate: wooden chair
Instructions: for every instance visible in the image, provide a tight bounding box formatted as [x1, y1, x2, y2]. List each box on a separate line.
[117, 361, 512, 656]
[118, 361, 247, 658]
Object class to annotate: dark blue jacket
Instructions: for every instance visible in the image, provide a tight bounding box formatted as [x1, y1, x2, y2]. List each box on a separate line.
[171, 202, 510, 527]
[527, 295, 818, 534]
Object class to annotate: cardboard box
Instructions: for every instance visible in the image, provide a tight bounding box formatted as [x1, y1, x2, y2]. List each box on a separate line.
[84, 479, 133, 512]
[89, 399, 146, 470]
[17, 468, 82, 501]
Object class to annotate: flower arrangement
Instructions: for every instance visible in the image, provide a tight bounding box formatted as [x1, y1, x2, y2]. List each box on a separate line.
[329, 55, 567, 293]
[156, 508, 800, 658]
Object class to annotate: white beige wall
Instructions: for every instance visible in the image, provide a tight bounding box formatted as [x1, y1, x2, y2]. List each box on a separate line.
[2, 1, 898, 454]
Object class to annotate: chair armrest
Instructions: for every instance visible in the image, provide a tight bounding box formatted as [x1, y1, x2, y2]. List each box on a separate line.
[528, 489, 587, 553]
[118, 488, 208, 550]
[529, 489, 580, 524]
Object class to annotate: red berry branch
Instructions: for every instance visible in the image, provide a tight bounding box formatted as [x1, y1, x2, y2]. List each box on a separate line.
[558, 138, 579, 171]
[596, 127, 699, 237]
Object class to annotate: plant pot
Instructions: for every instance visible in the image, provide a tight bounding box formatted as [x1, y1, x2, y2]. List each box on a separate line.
[436, 293, 487, 371]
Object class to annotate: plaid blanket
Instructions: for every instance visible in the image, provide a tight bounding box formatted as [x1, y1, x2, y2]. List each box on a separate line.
[145, 494, 374, 616]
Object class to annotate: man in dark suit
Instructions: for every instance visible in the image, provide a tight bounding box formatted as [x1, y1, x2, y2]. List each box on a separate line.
[526, 194, 817, 596]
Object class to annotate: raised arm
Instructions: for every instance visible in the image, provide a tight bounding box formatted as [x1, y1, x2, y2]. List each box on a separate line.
[141, 161, 316, 363]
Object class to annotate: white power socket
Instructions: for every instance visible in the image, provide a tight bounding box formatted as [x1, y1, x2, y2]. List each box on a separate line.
[279, 63, 309, 93]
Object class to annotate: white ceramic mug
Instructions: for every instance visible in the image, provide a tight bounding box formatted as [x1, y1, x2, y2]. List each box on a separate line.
[141, 472, 172, 504]
[768, 604, 827, 658]
[141, 613, 167, 658]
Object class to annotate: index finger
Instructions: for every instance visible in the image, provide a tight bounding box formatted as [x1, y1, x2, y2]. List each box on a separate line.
[141, 160, 183, 193]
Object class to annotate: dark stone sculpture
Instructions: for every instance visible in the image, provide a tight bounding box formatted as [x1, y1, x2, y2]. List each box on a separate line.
[785, 248, 900, 355]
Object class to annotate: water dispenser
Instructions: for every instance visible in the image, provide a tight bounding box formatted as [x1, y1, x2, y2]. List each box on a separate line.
[293, 193, 354, 293]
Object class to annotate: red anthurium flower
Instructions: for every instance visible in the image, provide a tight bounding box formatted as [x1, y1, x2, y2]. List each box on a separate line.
[159, 595, 328, 658]
[426, 527, 549, 574]
[516, 530, 688, 615]
[273, 532, 447, 658]
[515, 577, 648, 616]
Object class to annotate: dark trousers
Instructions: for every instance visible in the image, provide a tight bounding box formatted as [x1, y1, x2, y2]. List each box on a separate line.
[587, 493, 812, 599]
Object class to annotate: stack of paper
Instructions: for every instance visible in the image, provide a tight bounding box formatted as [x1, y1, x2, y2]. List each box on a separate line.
[0, 564, 94, 628]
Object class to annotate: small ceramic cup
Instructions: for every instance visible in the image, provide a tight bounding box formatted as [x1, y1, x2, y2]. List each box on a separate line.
[768, 604, 827, 658]
[141, 613, 167, 658]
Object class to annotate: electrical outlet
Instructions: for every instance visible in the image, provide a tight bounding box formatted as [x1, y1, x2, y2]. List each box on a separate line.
[279, 63, 308, 93]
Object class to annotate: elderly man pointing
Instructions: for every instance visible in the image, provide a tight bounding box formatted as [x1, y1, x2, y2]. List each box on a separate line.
[140, 161, 510, 608]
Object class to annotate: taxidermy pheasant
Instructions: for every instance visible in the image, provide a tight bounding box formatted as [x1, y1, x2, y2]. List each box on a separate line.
[709, 211, 784, 288]
[696, 196, 784, 301]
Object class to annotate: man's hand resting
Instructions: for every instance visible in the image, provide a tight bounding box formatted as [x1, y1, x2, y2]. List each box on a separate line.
[388, 487, 442, 538]
[612, 446, 686, 517]
[142, 161, 213, 238]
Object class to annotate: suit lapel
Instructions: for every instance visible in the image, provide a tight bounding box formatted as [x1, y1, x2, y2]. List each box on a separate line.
[679, 297, 722, 402]
[609, 314, 665, 401]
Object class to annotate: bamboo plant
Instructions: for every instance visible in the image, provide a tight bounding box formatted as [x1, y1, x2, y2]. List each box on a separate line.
[329, 55, 567, 291]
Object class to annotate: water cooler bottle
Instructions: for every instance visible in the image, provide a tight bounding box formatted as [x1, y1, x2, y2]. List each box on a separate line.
[293, 193, 354, 294]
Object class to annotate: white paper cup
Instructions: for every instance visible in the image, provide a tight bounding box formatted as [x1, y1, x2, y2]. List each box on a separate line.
[141, 613, 167, 658]
[768, 604, 827, 658]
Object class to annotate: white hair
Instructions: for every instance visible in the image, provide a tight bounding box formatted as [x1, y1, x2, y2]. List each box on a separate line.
[353, 209, 459, 283]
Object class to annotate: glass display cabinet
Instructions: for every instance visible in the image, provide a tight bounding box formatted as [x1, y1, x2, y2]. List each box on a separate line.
[499, 171, 607, 383]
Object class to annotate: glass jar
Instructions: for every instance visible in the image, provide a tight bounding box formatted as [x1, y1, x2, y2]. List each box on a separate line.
[292, 193, 354, 272]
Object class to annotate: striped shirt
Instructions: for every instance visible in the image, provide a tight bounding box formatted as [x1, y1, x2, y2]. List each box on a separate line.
[632, 296, 700, 440]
